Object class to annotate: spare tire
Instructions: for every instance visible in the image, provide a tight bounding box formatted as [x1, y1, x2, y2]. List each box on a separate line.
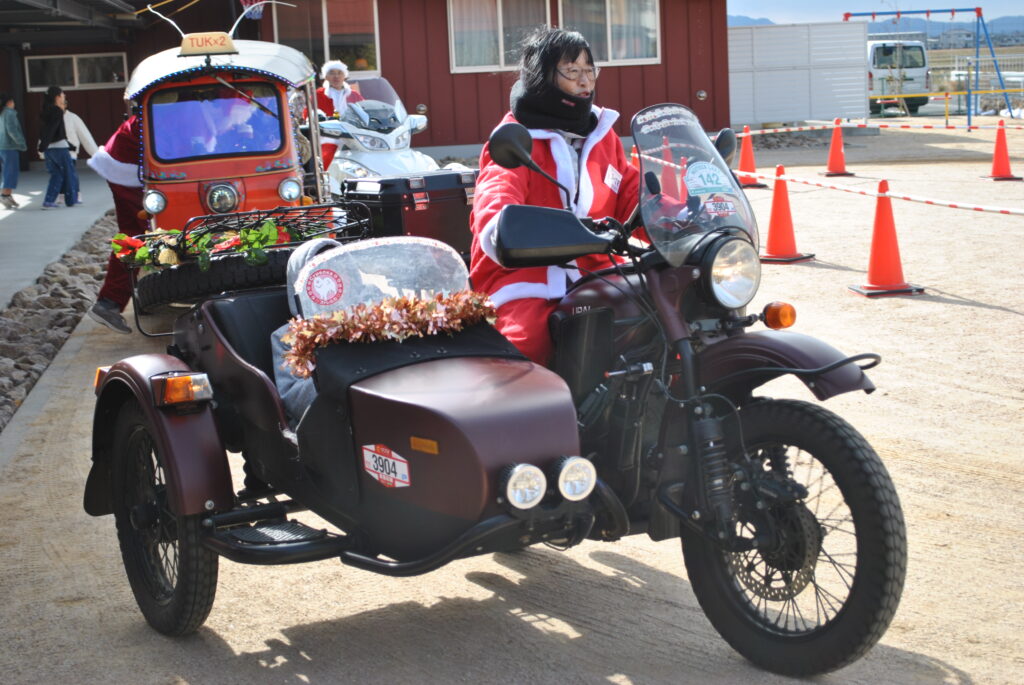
[134, 249, 294, 313]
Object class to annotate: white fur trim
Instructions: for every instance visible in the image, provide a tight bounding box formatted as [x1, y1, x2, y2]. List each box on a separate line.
[321, 60, 348, 78]
[479, 212, 501, 263]
[490, 281, 553, 307]
[87, 147, 141, 187]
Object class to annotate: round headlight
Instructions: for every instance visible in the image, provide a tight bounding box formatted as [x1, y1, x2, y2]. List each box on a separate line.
[207, 184, 238, 214]
[555, 456, 597, 502]
[706, 238, 761, 309]
[502, 464, 547, 510]
[142, 189, 167, 214]
[278, 178, 302, 202]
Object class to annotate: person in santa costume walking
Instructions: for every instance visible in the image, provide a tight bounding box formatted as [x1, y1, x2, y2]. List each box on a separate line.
[315, 60, 364, 169]
[86, 114, 145, 334]
[470, 27, 639, 365]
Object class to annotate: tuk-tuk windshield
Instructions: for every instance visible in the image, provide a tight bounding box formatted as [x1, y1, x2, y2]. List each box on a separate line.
[149, 82, 284, 162]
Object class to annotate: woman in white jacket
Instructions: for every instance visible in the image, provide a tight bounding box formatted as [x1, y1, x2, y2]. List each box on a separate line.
[63, 106, 97, 205]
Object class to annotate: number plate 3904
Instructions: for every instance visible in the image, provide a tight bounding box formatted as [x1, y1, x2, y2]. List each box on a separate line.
[362, 444, 411, 488]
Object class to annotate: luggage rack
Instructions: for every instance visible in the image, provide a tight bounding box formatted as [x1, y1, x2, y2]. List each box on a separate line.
[179, 201, 373, 249]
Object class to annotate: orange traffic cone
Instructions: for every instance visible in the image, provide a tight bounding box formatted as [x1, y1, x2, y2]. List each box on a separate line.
[985, 120, 1022, 181]
[630, 144, 640, 170]
[822, 118, 854, 177]
[849, 180, 924, 297]
[678, 154, 689, 196]
[660, 136, 679, 199]
[738, 125, 767, 188]
[761, 165, 814, 263]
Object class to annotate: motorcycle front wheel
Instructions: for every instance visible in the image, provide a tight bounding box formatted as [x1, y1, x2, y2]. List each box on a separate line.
[111, 400, 219, 635]
[682, 399, 906, 676]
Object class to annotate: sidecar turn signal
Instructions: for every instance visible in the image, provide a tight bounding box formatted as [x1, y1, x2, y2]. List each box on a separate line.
[152, 372, 213, 407]
[501, 464, 547, 510]
[94, 366, 111, 390]
[762, 301, 796, 330]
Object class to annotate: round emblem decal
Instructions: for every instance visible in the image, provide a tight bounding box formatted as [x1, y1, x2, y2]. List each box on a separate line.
[306, 269, 344, 306]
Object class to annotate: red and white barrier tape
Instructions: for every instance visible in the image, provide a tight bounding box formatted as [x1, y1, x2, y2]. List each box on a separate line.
[737, 121, 1024, 136]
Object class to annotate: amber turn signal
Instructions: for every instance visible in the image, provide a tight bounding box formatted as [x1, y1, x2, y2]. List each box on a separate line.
[136, 209, 151, 220]
[301, 196, 314, 205]
[94, 366, 111, 389]
[151, 372, 214, 406]
[762, 301, 796, 329]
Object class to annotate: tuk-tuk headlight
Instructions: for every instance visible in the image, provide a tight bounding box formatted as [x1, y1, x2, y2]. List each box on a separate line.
[502, 464, 546, 510]
[554, 456, 596, 502]
[207, 184, 239, 213]
[704, 237, 761, 309]
[355, 133, 390, 150]
[278, 177, 302, 202]
[142, 190, 167, 215]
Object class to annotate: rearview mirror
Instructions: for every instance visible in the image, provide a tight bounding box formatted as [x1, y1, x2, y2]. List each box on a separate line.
[488, 122, 534, 170]
[407, 114, 428, 134]
[714, 128, 737, 167]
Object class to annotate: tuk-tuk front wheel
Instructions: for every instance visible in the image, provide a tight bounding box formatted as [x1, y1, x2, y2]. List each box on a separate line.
[111, 400, 218, 635]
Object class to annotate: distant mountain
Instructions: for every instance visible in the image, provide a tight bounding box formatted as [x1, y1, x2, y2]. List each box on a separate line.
[727, 15, 773, 27]
[865, 15, 1024, 36]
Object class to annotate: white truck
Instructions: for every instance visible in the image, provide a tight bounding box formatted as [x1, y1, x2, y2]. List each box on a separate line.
[867, 40, 931, 113]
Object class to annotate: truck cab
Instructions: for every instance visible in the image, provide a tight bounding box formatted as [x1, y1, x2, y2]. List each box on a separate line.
[867, 40, 931, 114]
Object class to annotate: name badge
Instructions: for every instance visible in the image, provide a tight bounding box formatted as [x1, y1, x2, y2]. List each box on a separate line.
[604, 165, 622, 193]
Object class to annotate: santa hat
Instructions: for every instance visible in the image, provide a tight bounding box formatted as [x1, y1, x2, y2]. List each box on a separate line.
[87, 115, 142, 188]
[321, 60, 348, 79]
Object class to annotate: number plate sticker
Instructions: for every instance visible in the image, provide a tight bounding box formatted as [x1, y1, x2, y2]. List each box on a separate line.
[362, 444, 411, 488]
[706, 194, 737, 217]
[685, 161, 733, 196]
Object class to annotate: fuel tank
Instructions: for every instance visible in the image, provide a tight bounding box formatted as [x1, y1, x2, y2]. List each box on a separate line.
[555, 272, 658, 355]
[345, 356, 579, 560]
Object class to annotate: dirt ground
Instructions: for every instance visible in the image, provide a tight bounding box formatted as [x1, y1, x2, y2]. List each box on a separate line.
[0, 116, 1022, 684]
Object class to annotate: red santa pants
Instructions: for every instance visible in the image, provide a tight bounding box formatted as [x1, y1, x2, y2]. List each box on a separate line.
[97, 181, 147, 310]
[495, 298, 558, 366]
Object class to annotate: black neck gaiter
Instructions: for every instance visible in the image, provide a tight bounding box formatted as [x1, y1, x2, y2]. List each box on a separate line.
[510, 79, 597, 137]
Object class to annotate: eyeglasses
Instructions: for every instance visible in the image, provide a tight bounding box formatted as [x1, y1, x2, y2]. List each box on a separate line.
[556, 66, 600, 82]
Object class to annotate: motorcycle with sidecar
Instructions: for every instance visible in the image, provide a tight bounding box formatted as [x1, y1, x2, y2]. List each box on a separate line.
[85, 103, 905, 677]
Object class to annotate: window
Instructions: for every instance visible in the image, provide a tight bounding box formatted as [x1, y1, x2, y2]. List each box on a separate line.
[448, 0, 549, 72]
[559, 0, 659, 65]
[275, 0, 380, 76]
[25, 53, 127, 91]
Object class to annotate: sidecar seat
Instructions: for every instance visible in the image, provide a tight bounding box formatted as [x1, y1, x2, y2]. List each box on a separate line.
[206, 288, 292, 380]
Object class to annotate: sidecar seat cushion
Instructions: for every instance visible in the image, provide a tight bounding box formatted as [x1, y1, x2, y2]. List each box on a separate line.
[206, 288, 292, 379]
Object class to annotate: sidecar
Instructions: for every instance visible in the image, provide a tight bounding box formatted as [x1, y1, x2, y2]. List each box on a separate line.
[85, 237, 609, 634]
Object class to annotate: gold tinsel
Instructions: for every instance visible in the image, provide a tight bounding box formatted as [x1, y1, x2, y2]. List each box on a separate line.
[283, 291, 497, 377]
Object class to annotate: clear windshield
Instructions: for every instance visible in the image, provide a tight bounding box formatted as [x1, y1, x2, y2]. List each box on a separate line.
[341, 77, 408, 132]
[149, 82, 283, 161]
[873, 45, 926, 69]
[631, 104, 758, 267]
[295, 237, 469, 318]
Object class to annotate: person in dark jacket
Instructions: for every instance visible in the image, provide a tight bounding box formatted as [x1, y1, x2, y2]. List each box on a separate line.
[0, 93, 27, 209]
[38, 86, 77, 209]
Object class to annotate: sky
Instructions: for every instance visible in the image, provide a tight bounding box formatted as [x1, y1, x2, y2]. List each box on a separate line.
[726, 1, 1021, 24]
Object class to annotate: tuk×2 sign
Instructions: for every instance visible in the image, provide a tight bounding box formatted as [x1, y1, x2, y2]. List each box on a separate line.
[362, 444, 411, 488]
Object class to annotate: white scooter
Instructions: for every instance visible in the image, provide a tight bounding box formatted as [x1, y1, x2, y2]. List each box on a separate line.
[319, 77, 465, 197]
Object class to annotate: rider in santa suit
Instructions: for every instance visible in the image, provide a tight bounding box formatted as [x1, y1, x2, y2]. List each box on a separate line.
[470, 27, 639, 365]
[315, 60, 364, 168]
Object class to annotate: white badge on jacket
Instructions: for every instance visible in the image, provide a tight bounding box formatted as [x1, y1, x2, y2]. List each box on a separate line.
[604, 165, 622, 194]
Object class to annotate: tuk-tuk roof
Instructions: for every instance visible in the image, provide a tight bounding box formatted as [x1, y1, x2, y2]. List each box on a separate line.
[126, 39, 316, 99]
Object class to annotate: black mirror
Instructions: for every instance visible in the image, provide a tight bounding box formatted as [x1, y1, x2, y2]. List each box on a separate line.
[488, 122, 534, 170]
[714, 127, 737, 166]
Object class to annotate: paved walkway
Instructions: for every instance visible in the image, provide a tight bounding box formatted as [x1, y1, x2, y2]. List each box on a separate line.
[0, 167, 113, 310]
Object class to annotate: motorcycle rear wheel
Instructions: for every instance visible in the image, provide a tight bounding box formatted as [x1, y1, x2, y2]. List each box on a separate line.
[111, 400, 219, 635]
[682, 399, 906, 676]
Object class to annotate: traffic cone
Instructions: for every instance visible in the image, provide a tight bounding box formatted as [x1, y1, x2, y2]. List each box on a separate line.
[822, 118, 854, 177]
[630, 144, 640, 170]
[678, 154, 689, 196]
[738, 125, 767, 188]
[984, 120, 1022, 181]
[761, 165, 814, 263]
[660, 136, 679, 199]
[848, 180, 924, 297]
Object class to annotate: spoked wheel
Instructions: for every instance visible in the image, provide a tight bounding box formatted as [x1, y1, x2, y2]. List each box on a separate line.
[111, 400, 218, 635]
[682, 399, 906, 676]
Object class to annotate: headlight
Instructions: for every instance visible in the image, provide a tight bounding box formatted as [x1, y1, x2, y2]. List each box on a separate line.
[337, 158, 373, 178]
[502, 464, 546, 510]
[355, 133, 389, 150]
[393, 131, 410, 149]
[554, 456, 596, 502]
[278, 177, 302, 202]
[207, 184, 238, 214]
[704, 237, 761, 309]
[142, 189, 167, 214]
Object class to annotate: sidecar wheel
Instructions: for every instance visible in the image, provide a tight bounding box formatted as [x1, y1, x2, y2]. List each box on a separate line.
[111, 400, 218, 636]
[682, 399, 906, 676]
[134, 249, 293, 313]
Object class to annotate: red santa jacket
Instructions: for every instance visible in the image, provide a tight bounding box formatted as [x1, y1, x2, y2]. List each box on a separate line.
[470, 107, 639, 309]
[315, 85, 364, 118]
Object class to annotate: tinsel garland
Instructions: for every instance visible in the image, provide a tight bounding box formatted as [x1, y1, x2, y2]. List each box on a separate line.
[283, 290, 497, 377]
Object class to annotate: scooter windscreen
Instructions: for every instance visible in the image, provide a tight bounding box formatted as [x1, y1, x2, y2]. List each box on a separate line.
[341, 77, 409, 133]
[631, 104, 759, 267]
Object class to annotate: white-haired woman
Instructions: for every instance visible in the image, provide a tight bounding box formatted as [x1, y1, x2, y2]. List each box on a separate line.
[315, 60, 364, 167]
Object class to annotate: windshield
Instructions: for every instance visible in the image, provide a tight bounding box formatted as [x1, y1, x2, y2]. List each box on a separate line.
[149, 82, 283, 162]
[295, 236, 469, 318]
[631, 104, 758, 267]
[873, 45, 926, 69]
[341, 77, 408, 133]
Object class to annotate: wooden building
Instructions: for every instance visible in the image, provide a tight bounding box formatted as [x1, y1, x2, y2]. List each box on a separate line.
[0, 0, 729, 155]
